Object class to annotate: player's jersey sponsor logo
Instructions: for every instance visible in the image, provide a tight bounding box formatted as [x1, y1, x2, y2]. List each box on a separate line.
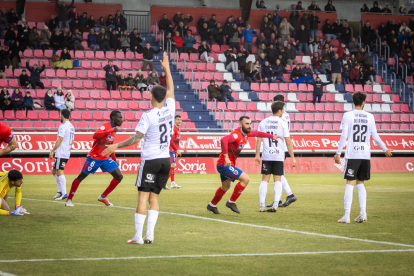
[177, 135, 181, 139]
[237, 144, 245, 150]
[107, 136, 115, 142]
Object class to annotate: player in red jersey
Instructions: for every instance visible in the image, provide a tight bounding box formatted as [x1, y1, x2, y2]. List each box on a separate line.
[0, 122, 17, 156]
[166, 114, 182, 189]
[207, 116, 282, 214]
[65, 111, 124, 207]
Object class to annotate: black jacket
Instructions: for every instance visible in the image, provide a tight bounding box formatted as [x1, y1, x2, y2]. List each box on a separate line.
[236, 51, 249, 69]
[290, 68, 302, 80]
[330, 53, 343, 73]
[55, 0, 75, 22]
[103, 64, 120, 82]
[198, 45, 211, 55]
[244, 68, 257, 79]
[26, 62, 45, 83]
[61, 52, 71, 60]
[138, 47, 162, 60]
[309, 15, 320, 30]
[159, 18, 172, 31]
[173, 14, 193, 26]
[5, 29, 16, 42]
[295, 29, 309, 43]
[306, 81, 332, 96]
[224, 50, 236, 66]
[199, 26, 212, 41]
[44, 94, 55, 109]
[272, 63, 283, 76]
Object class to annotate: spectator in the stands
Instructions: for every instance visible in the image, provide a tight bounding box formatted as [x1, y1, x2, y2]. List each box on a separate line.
[24, 91, 33, 113]
[159, 71, 167, 87]
[5, 26, 16, 46]
[71, 29, 84, 51]
[361, 4, 369, 12]
[64, 90, 75, 111]
[308, 1, 321, 10]
[54, 87, 66, 110]
[59, 27, 72, 49]
[301, 13, 310, 34]
[0, 14, 7, 39]
[208, 14, 218, 31]
[320, 43, 330, 60]
[173, 31, 184, 54]
[244, 61, 258, 84]
[347, 37, 359, 56]
[342, 63, 350, 84]
[139, 42, 162, 71]
[347, 53, 357, 68]
[39, 26, 51, 51]
[332, 19, 343, 39]
[56, 0, 75, 30]
[242, 24, 256, 53]
[290, 11, 300, 38]
[296, 1, 304, 10]
[26, 60, 45, 89]
[285, 43, 298, 66]
[98, 27, 110, 53]
[236, 50, 249, 71]
[257, 43, 266, 57]
[272, 59, 286, 82]
[370, 1, 382, 13]
[7, 8, 19, 25]
[0, 88, 12, 111]
[330, 53, 343, 84]
[295, 25, 309, 55]
[117, 73, 126, 88]
[134, 70, 147, 91]
[224, 48, 239, 72]
[279, 17, 293, 43]
[261, 61, 273, 83]
[341, 22, 352, 44]
[88, 15, 97, 30]
[19, 70, 31, 88]
[197, 14, 207, 33]
[103, 60, 119, 91]
[183, 32, 197, 53]
[50, 28, 61, 50]
[17, 20, 30, 50]
[115, 10, 127, 31]
[9, 41, 21, 70]
[322, 35, 332, 48]
[257, 53, 268, 66]
[176, 22, 189, 38]
[220, 80, 236, 104]
[45, 89, 57, 110]
[0, 62, 4, 80]
[306, 77, 332, 104]
[321, 58, 331, 74]
[311, 52, 326, 75]
[324, 0, 336, 11]
[364, 65, 378, 84]
[398, 30, 408, 44]
[349, 64, 360, 85]
[212, 23, 224, 46]
[271, 25, 280, 39]
[208, 80, 224, 102]
[309, 11, 320, 40]
[120, 30, 130, 53]
[261, 17, 272, 39]
[97, 17, 106, 30]
[159, 14, 172, 32]
[266, 44, 277, 65]
[256, 0, 267, 9]
[198, 41, 214, 63]
[87, 28, 99, 52]
[129, 29, 142, 52]
[322, 19, 336, 39]
[228, 24, 242, 53]
[301, 63, 313, 77]
[69, 7, 80, 23]
[309, 36, 321, 54]
[125, 73, 135, 88]
[173, 12, 193, 27]
[11, 88, 24, 110]
[400, 22, 411, 34]
[48, 15, 58, 31]
[361, 21, 373, 48]
[382, 3, 392, 13]
[256, 33, 269, 48]
[236, 16, 245, 28]
[357, 47, 372, 69]
[106, 14, 115, 29]
[109, 29, 121, 52]
[61, 47, 72, 60]
[290, 64, 302, 80]
[199, 23, 214, 47]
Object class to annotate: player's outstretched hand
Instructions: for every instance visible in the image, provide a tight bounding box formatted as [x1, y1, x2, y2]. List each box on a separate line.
[272, 135, 283, 141]
[160, 52, 170, 70]
[385, 149, 393, 157]
[177, 150, 182, 157]
[291, 157, 297, 167]
[334, 154, 341, 164]
[102, 144, 117, 156]
[254, 156, 261, 166]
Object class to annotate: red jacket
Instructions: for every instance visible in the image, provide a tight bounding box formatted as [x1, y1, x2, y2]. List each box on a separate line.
[311, 57, 322, 69]
[349, 68, 360, 79]
[173, 36, 184, 47]
[337, 46, 344, 59]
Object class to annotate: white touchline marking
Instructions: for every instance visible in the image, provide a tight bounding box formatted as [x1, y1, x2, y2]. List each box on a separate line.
[0, 249, 413, 263]
[0, 270, 17, 276]
[16, 197, 414, 248]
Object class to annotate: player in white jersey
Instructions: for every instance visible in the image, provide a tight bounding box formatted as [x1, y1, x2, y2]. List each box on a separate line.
[266, 94, 297, 208]
[103, 52, 175, 245]
[49, 109, 75, 200]
[335, 92, 392, 224]
[255, 101, 297, 212]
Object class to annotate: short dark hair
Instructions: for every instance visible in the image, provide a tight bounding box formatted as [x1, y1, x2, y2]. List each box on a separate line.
[175, 115, 181, 119]
[61, 109, 71, 119]
[110, 110, 122, 120]
[146, 41, 150, 44]
[8, 169, 23, 182]
[271, 101, 285, 114]
[352, 92, 366, 107]
[239, 116, 250, 122]
[273, 94, 285, 102]
[212, 14, 216, 16]
[151, 86, 167, 103]
[22, 69, 26, 72]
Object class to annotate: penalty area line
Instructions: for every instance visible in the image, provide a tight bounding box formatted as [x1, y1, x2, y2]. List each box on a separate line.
[17, 197, 414, 249]
[0, 270, 17, 276]
[0, 249, 414, 263]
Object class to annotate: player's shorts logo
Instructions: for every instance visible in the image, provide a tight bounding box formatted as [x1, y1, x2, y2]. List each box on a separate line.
[88, 167, 92, 171]
[262, 164, 267, 171]
[62, 162, 66, 167]
[347, 169, 354, 177]
[146, 174, 156, 184]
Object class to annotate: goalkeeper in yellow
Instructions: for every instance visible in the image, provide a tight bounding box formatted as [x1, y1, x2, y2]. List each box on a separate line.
[0, 169, 29, 216]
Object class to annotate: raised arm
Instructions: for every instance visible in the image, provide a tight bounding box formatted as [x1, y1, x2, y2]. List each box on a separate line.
[250, 130, 282, 141]
[160, 51, 174, 99]
[101, 131, 144, 156]
[93, 127, 117, 140]
[0, 137, 17, 156]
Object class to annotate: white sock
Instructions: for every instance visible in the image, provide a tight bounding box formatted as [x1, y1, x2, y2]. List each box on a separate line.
[58, 175, 67, 195]
[274, 181, 282, 209]
[344, 184, 354, 218]
[146, 210, 159, 236]
[134, 213, 146, 240]
[356, 184, 367, 216]
[54, 175, 60, 193]
[259, 181, 268, 207]
[281, 175, 293, 201]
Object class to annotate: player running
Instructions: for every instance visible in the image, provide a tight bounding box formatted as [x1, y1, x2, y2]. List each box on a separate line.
[266, 94, 297, 208]
[335, 92, 392, 224]
[0, 169, 29, 216]
[103, 52, 176, 244]
[255, 101, 297, 212]
[65, 111, 124, 207]
[207, 116, 282, 215]
[166, 114, 182, 190]
[49, 109, 75, 201]
[0, 122, 17, 156]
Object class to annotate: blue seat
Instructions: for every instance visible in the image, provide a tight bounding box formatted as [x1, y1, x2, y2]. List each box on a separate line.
[336, 84, 346, 93]
[248, 92, 260, 101]
[240, 82, 251, 91]
[233, 73, 243, 81]
[344, 93, 353, 103]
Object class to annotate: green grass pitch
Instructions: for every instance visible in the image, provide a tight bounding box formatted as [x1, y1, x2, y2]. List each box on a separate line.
[1, 173, 414, 275]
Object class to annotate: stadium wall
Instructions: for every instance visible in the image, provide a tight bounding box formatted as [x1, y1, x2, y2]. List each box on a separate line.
[361, 13, 412, 29]
[1, 157, 414, 174]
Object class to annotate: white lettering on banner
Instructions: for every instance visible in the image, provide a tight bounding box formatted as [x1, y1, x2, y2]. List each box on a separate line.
[407, 163, 414, 172]
[177, 159, 206, 174]
[292, 138, 321, 148]
[400, 139, 411, 148]
[12, 159, 23, 171]
[185, 138, 201, 149]
[37, 141, 48, 150]
[117, 159, 140, 172]
[1, 159, 54, 173]
[14, 135, 31, 142]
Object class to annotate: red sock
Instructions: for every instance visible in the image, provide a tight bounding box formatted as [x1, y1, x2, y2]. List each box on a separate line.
[171, 168, 175, 182]
[229, 182, 246, 202]
[67, 179, 80, 200]
[102, 178, 121, 197]
[210, 187, 227, 205]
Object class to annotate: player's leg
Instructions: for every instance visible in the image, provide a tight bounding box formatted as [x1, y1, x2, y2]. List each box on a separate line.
[129, 190, 150, 244]
[259, 163, 271, 211]
[52, 166, 61, 199]
[207, 179, 231, 215]
[55, 169, 68, 200]
[226, 171, 250, 214]
[170, 153, 180, 189]
[354, 160, 369, 223]
[144, 191, 160, 244]
[97, 168, 123, 206]
[281, 175, 297, 207]
[339, 159, 359, 223]
[266, 174, 282, 212]
[0, 197, 10, 214]
[65, 171, 88, 207]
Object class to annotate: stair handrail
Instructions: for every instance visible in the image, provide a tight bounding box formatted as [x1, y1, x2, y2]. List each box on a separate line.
[399, 81, 406, 103]
[227, 119, 232, 132]
[173, 49, 179, 64]
[359, 20, 364, 40]
[356, 36, 362, 47]
[218, 109, 224, 127]
[160, 30, 164, 51]
[411, 72, 414, 87]
[402, 63, 408, 84]
[392, 53, 399, 75]
[211, 98, 217, 117]
[381, 63, 388, 82]
[167, 40, 172, 57]
[383, 45, 390, 60]
[193, 77, 201, 102]
[153, 21, 158, 40]
[364, 44, 370, 53]
[373, 53, 379, 74]
[180, 59, 187, 73]
[376, 36, 381, 56]
[410, 91, 414, 111]
[391, 72, 397, 93]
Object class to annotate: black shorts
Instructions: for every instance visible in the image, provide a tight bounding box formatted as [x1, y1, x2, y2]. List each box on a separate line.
[53, 158, 69, 171]
[136, 158, 171, 195]
[261, 160, 285, 175]
[343, 159, 371, 181]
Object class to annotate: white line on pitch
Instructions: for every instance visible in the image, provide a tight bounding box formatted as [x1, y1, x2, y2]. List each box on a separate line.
[0, 270, 17, 276]
[0, 249, 413, 263]
[17, 197, 414, 249]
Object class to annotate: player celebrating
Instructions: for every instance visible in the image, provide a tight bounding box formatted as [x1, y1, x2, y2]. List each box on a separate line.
[0, 122, 17, 156]
[65, 111, 124, 207]
[266, 95, 297, 208]
[49, 109, 75, 201]
[167, 114, 182, 189]
[103, 52, 175, 245]
[0, 169, 29, 216]
[335, 92, 392, 224]
[207, 116, 282, 215]
[255, 101, 297, 212]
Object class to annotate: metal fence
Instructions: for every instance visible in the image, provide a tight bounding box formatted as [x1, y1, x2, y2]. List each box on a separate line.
[124, 11, 151, 33]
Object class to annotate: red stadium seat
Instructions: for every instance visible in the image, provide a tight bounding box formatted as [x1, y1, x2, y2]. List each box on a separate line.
[27, 110, 38, 120]
[96, 101, 107, 110]
[334, 103, 345, 112]
[75, 101, 86, 109]
[70, 111, 81, 120]
[81, 111, 93, 121]
[139, 101, 150, 110]
[4, 110, 15, 120]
